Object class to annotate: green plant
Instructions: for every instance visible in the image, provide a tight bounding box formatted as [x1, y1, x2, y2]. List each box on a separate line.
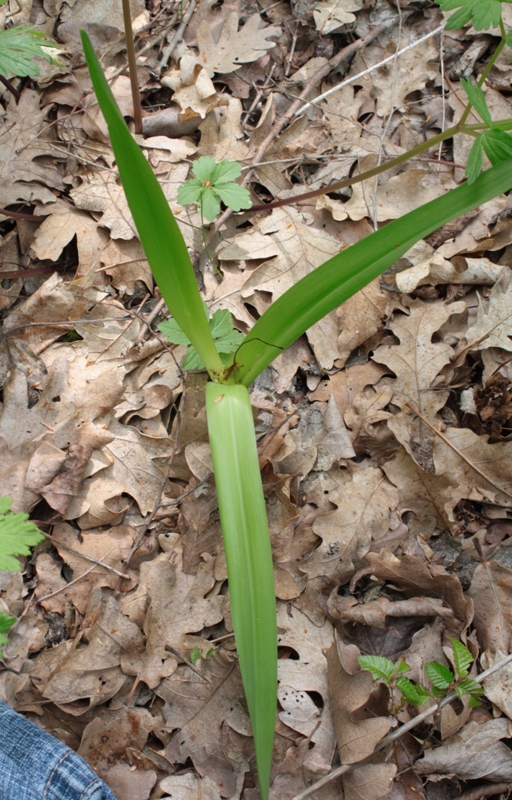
[158, 301, 244, 369]
[359, 639, 485, 709]
[0, 497, 44, 656]
[81, 0, 512, 790]
[0, 26, 60, 79]
[177, 156, 252, 221]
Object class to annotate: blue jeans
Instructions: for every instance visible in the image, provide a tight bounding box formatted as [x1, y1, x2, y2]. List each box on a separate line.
[0, 700, 117, 800]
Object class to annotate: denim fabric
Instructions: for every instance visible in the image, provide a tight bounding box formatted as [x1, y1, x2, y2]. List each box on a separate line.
[0, 700, 117, 800]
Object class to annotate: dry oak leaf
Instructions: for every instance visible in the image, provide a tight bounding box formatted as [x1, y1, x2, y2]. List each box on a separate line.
[433, 427, 512, 513]
[0, 90, 65, 207]
[343, 762, 397, 800]
[336, 277, 396, 369]
[365, 551, 472, 634]
[196, 13, 280, 75]
[306, 462, 398, 583]
[99, 237, 153, 295]
[326, 642, 392, 765]
[383, 449, 456, 536]
[120, 544, 223, 689]
[78, 707, 157, 800]
[313, 0, 363, 33]
[465, 274, 512, 353]
[415, 718, 512, 782]
[156, 649, 251, 797]
[42, 594, 143, 714]
[395, 253, 504, 293]
[160, 774, 222, 800]
[277, 604, 336, 774]
[240, 207, 342, 369]
[31, 203, 109, 278]
[468, 559, 512, 653]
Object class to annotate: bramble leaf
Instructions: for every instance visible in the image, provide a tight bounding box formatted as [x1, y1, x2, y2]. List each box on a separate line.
[455, 678, 484, 699]
[396, 677, 431, 706]
[358, 655, 396, 684]
[451, 638, 474, 678]
[460, 79, 493, 127]
[0, 27, 60, 78]
[0, 498, 44, 572]
[425, 662, 453, 692]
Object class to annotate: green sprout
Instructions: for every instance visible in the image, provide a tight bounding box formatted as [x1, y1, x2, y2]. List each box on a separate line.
[177, 157, 252, 221]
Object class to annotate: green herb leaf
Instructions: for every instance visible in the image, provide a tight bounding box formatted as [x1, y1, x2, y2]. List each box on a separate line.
[396, 677, 431, 706]
[178, 156, 251, 221]
[425, 662, 454, 691]
[159, 307, 244, 370]
[190, 645, 201, 664]
[456, 678, 484, 698]
[0, 609, 16, 657]
[358, 655, 396, 684]
[460, 79, 493, 127]
[466, 136, 484, 184]
[0, 498, 44, 572]
[451, 638, 474, 678]
[397, 660, 410, 674]
[0, 27, 60, 78]
[481, 128, 512, 166]
[436, 0, 505, 30]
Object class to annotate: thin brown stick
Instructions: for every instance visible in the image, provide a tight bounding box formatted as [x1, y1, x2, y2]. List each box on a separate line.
[292, 651, 512, 800]
[122, 0, 143, 134]
[0, 75, 20, 101]
[0, 207, 45, 222]
[157, 0, 198, 72]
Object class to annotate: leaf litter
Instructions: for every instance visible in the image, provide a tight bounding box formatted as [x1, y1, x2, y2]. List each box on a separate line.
[3, 0, 512, 799]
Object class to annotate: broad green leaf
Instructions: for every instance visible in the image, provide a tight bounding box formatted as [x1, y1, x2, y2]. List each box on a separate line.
[214, 161, 243, 184]
[455, 678, 484, 698]
[206, 384, 277, 800]
[233, 160, 512, 387]
[425, 662, 453, 691]
[358, 655, 396, 684]
[466, 137, 484, 184]
[190, 645, 201, 664]
[214, 182, 252, 211]
[81, 31, 223, 379]
[192, 156, 218, 183]
[396, 677, 431, 706]
[397, 660, 410, 674]
[460, 79, 493, 127]
[481, 129, 512, 166]
[158, 318, 192, 347]
[159, 308, 244, 370]
[0, 499, 44, 572]
[176, 179, 203, 206]
[0, 27, 60, 78]
[451, 638, 474, 678]
[201, 187, 222, 221]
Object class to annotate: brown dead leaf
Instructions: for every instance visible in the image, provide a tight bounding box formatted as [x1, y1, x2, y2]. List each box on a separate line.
[157, 650, 251, 797]
[468, 560, 512, 652]
[364, 551, 472, 635]
[277, 604, 335, 773]
[197, 13, 280, 75]
[465, 273, 512, 353]
[99, 237, 153, 295]
[160, 774, 222, 800]
[0, 90, 65, 207]
[78, 707, 157, 800]
[343, 762, 397, 800]
[415, 718, 512, 782]
[336, 278, 395, 369]
[326, 642, 392, 764]
[31, 202, 108, 277]
[305, 462, 398, 583]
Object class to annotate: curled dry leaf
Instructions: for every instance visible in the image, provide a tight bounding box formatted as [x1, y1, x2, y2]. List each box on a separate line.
[325, 642, 392, 765]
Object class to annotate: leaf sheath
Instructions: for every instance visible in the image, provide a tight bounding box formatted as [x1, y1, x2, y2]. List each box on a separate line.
[205, 383, 277, 800]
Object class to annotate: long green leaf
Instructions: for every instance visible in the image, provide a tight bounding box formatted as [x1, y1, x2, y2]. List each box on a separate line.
[81, 31, 223, 378]
[205, 383, 277, 800]
[233, 162, 512, 386]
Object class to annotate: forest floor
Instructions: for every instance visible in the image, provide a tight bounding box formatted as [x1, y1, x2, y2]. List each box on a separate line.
[2, 0, 512, 798]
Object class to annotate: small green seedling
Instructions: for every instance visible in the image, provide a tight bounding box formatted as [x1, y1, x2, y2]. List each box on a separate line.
[177, 156, 252, 221]
[0, 497, 44, 656]
[159, 302, 244, 369]
[359, 638, 485, 709]
[190, 644, 216, 664]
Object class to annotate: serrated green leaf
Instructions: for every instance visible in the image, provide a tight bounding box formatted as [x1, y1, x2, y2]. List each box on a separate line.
[469, 695, 481, 707]
[214, 183, 252, 212]
[158, 318, 191, 346]
[192, 156, 218, 183]
[0, 503, 44, 572]
[466, 136, 484, 184]
[358, 655, 396, 684]
[0, 609, 16, 634]
[436, 0, 504, 30]
[190, 645, 201, 664]
[160, 308, 244, 370]
[460, 79, 493, 127]
[212, 160, 243, 184]
[0, 27, 60, 78]
[177, 179, 204, 206]
[456, 678, 484, 697]
[396, 677, 431, 706]
[425, 662, 454, 691]
[451, 638, 474, 678]
[201, 187, 221, 221]
[397, 660, 410, 674]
